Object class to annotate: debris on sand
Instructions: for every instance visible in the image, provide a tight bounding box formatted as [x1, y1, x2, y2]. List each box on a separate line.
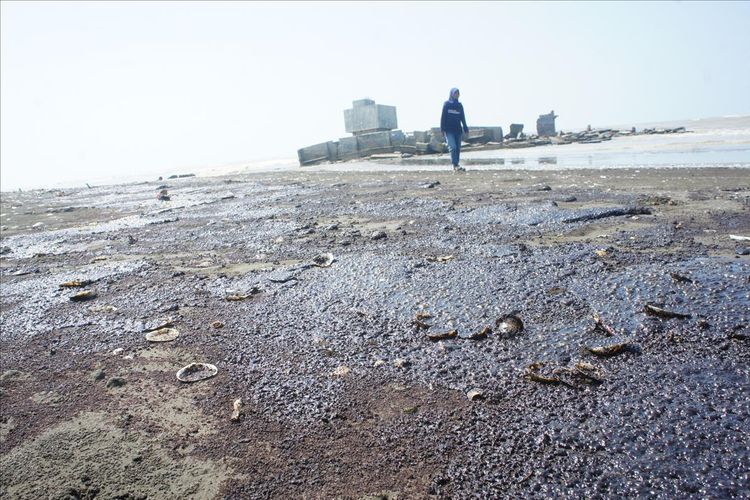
[225, 287, 261, 301]
[467, 389, 484, 401]
[231, 398, 243, 422]
[524, 362, 563, 385]
[644, 303, 692, 319]
[311, 252, 335, 268]
[393, 358, 410, 369]
[525, 360, 606, 387]
[70, 290, 97, 302]
[585, 343, 630, 357]
[157, 189, 171, 201]
[496, 314, 524, 336]
[176, 363, 218, 383]
[211, 321, 224, 329]
[729, 234, 750, 241]
[427, 330, 458, 341]
[563, 206, 651, 224]
[425, 255, 455, 263]
[59, 280, 92, 288]
[370, 230, 387, 241]
[591, 313, 617, 336]
[332, 365, 351, 377]
[413, 319, 432, 330]
[106, 377, 126, 388]
[467, 326, 491, 340]
[145, 327, 180, 342]
[670, 272, 694, 284]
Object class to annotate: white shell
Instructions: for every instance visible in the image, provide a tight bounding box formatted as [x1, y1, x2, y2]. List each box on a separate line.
[312, 253, 334, 267]
[145, 327, 180, 342]
[176, 363, 218, 383]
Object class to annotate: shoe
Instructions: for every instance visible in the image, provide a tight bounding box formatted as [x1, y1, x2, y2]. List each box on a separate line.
[453, 165, 466, 172]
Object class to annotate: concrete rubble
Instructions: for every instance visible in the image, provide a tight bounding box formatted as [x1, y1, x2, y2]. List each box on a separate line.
[297, 99, 690, 166]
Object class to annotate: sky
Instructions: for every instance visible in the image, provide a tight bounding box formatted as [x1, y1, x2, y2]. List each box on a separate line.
[2, 1, 750, 190]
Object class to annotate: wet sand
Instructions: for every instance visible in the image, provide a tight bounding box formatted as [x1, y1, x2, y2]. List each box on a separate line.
[1, 166, 749, 498]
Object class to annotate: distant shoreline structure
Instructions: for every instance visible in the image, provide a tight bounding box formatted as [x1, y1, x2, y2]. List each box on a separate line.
[2, 115, 748, 193]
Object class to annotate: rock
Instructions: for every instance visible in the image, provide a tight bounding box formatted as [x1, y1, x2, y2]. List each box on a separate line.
[106, 377, 126, 388]
[0, 246, 11, 255]
[91, 369, 106, 381]
[370, 230, 387, 241]
[736, 247, 750, 256]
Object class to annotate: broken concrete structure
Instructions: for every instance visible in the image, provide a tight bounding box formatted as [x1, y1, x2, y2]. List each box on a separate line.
[507, 124, 524, 139]
[536, 110, 558, 136]
[344, 99, 398, 135]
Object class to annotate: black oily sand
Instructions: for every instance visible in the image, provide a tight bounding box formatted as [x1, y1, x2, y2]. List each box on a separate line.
[0, 167, 749, 499]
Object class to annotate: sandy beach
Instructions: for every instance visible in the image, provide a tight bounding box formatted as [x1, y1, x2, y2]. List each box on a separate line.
[1, 161, 749, 498]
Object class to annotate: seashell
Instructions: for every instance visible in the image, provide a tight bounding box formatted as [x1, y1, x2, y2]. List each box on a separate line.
[70, 290, 97, 302]
[413, 320, 431, 330]
[467, 326, 491, 340]
[415, 312, 432, 320]
[393, 358, 410, 369]
[332, 365, 351, 376]
[466, 389, 484, 401]
[496, 315, 523, 336]
[89, 305, 118, 313]
[524, 362, 560, 384]
[573, 361, 605, 383]
[231, 398, 243, 422]
[427, 330, 457, 341]
[426, 255, 454, 263]
[59, 280, 92, 288]
[211, 321, 224, 329]
[176, 363, 218, 383]
[311, 253, 334, 268]
[145, 327, 179, 342]
[586, 343, 629, 357]
[644, 303, 691, 319]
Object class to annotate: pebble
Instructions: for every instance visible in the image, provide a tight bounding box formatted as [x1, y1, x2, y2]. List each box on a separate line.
[106, 377, 126, 388]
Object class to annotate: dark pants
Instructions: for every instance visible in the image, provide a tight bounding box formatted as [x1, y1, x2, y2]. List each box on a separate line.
[445, 131, 462, 166]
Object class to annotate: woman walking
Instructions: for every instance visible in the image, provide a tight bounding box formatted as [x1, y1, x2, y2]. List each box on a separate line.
[440, 87, 469, 172]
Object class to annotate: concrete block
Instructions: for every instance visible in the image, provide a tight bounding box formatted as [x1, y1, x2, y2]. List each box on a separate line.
[390, 130, 406, 147]
[344, 99, 398, 135]
[297, 141, 338, 166]
[337, 136, 359, 160]
[536, 111, 558, 137]
[509, 124, 524, 139]
[356, 131, 392, 152]
[413, 131, 430, 143]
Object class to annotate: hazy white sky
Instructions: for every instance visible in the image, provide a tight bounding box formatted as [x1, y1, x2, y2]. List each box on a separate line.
[2, 1, 750, 190]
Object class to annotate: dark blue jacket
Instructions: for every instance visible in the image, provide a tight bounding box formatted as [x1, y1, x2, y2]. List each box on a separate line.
[441, 100, 468, 135]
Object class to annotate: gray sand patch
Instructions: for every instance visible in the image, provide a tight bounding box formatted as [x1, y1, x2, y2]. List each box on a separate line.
[0, 412, 230, 499]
